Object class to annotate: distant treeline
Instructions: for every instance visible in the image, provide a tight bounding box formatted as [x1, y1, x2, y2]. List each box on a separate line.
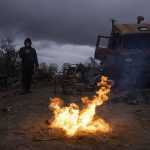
[0, 37, 101, 88]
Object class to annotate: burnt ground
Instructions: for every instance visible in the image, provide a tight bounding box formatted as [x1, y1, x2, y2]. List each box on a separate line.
[0, 82, 150, 150]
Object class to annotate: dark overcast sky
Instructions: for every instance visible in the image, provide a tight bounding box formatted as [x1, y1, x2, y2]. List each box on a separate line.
[0, 0, 150, 67]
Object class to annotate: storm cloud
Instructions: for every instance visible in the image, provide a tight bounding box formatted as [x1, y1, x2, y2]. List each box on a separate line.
[0, 0, 150, 45]
[0, 0, 150, 66]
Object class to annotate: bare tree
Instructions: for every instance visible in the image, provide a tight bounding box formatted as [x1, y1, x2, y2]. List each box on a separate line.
[0, 37, 20, 86]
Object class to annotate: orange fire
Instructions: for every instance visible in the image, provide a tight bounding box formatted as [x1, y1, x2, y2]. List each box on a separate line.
[49, 76, 112, 137]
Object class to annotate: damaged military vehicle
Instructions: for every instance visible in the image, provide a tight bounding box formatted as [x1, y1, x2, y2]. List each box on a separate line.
[95, 16, 150, 89]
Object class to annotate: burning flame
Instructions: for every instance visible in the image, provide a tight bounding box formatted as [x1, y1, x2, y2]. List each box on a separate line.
[49, 76, 112, 137]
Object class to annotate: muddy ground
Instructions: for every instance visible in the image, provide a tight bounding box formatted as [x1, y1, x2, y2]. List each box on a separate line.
[0, 81, 150, 150]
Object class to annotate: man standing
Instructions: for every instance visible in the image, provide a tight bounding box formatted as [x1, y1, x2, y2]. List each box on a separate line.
[19, 37, 39, 94]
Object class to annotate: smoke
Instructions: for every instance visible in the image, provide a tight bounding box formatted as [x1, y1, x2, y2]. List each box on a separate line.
[115, 49, 150, 90]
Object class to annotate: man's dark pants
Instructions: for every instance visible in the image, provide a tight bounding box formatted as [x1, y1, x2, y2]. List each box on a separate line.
[22, 66, 33, 92]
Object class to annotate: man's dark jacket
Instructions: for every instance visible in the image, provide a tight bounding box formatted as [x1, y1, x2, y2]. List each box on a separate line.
[19, 38, 39, 69]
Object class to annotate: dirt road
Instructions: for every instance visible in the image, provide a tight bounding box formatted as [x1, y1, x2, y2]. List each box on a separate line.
[0, 82, 150, 150]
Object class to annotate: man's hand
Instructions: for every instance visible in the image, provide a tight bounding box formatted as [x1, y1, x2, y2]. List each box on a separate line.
[33, 66, 39, 72]
[33, 67, 39, 76]
[25, 49, 31, 53]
